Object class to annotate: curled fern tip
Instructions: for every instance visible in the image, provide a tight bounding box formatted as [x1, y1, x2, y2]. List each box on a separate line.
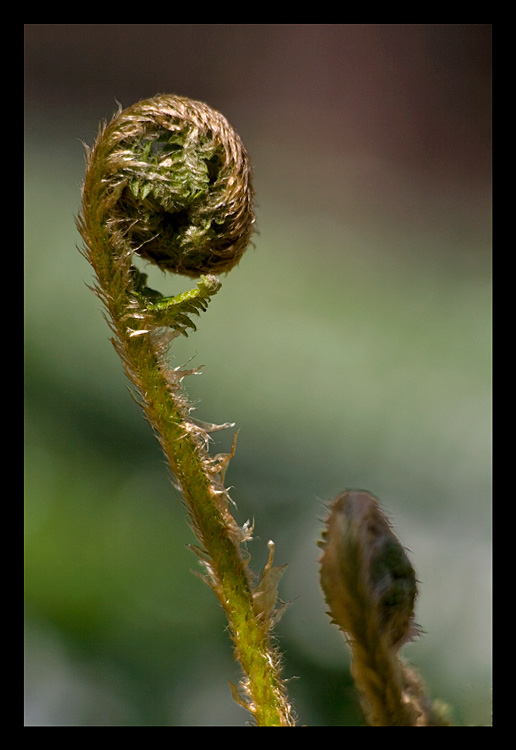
[80, 93, 255, 279]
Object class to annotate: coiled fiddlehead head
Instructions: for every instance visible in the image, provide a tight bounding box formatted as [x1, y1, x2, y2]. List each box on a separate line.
[81, 93, 255, 278]
[77, 95, 294, 726]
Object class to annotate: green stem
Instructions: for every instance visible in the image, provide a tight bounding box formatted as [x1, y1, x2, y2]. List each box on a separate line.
[123, 308, 292, 726]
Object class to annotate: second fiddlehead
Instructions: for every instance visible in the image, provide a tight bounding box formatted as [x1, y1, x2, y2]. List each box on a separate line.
[77, 94, 294, 726]
[319, 490, 450, 726]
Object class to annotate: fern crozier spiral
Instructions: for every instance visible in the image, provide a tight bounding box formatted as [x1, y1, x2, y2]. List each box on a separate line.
[82, 94, 255, 278]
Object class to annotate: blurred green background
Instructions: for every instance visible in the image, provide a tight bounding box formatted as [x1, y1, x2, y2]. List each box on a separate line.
[24, 24, 491, 726]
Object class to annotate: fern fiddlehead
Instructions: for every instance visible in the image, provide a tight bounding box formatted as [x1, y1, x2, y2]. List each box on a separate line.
[77, 94, 294, 726]
[319, 490, 450, 726]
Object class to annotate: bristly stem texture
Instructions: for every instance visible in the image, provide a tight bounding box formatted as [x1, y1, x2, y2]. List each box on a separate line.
[319, 491, 450, 726]
[77, 94, 294, 726]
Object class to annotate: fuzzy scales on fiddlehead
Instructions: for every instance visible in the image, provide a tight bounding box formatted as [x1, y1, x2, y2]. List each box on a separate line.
[77, 94, 294, 726]
[81, 93, 254, 277]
